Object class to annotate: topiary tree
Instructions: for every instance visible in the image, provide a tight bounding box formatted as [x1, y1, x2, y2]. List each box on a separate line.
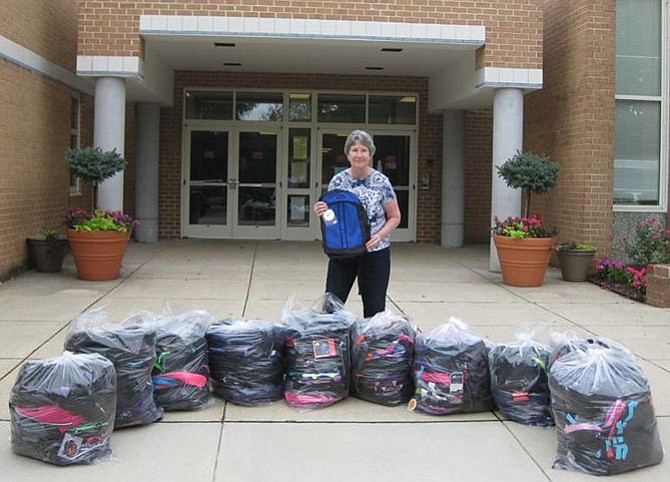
[497, 150, 559, 218]
[65, 147, 126, 210]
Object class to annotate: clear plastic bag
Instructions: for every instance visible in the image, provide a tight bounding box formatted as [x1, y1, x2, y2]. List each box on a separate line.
[350, 310, 417, 406]
[64, 307, 163, 428]
[488, 325, 553, 426]
[410, 317, 494, 415]
[281, 294, 356, 409]
[550, 346, 664, 475]
[206, 318, 290, 406]
[548, 330, 631, 370]
[9, 352, 117, 465]
[150, 306, 213, 411]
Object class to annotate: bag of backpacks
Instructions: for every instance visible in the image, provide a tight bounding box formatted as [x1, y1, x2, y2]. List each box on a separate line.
[548, 331, 630, 370]
[550, 344, 664, 475]
[206, 318, 290, 406]
[319, 189, 370, 258]
[411, 317, 494, 415]
[350, 310, 417, 406]
[9, 352, 116, 465]
[150, 308, 213, 411]
[64, 308, 163, 429]
[281, 294, 356, 409]
[489, 328, 553, 426]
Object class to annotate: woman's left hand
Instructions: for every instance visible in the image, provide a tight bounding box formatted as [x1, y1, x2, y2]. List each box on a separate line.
[366, 234, 382, 250]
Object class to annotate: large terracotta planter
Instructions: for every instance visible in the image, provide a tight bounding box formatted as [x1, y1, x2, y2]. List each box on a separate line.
[493, 235, 556, 287]
[67, 229, 130, 281]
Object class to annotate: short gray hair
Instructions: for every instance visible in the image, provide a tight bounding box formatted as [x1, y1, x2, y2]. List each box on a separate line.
[344, 130, 376, 157]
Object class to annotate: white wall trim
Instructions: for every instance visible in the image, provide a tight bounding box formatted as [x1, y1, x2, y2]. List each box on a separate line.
[0, 35, 93, 95]
[77, 56, 144, 79]
[139, 15, 486, 45]
[476, 67, 543, 89]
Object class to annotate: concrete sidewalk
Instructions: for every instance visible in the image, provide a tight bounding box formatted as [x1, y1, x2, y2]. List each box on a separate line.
[0, 240, 668, 482]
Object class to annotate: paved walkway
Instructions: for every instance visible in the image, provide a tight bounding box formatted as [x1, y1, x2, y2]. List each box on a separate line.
[0, 240, 668, 481]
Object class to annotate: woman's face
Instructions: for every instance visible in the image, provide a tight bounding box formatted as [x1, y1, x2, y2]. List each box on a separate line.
[347, 141, 371, 169]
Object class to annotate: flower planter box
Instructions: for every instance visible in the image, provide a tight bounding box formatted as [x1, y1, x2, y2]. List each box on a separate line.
[645, 264, 670, 308]
[588, 277, 645, 302]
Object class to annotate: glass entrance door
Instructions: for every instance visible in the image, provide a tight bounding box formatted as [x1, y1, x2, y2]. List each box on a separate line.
[184, 128, 233, 238]
[234, 130, 280, 239]
[183, 128, 280, 238]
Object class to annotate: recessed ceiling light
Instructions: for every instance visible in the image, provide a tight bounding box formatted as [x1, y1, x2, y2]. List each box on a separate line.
[223, 62, 242, 67]
[381, 48, 403, 52]
[214, 42, 236, 47]
[365, 66, 384, 70]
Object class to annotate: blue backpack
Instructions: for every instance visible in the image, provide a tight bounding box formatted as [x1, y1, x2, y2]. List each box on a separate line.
[320, 189, 370, 258]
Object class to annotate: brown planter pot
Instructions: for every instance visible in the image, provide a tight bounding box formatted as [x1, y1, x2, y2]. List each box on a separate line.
[557, 249, 596, 282]
[26, 238, 69, 272]
[67, 229, 130, 281]
[493, 235, 556, 287]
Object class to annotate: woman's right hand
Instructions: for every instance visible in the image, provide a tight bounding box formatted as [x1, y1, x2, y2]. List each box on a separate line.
[313, 201, 328, 217]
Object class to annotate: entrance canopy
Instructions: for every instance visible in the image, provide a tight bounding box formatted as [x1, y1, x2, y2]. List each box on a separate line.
[79, 16, 538, 109]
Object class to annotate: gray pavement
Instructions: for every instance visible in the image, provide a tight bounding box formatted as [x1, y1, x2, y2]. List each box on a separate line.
[0, 240, 668, 481]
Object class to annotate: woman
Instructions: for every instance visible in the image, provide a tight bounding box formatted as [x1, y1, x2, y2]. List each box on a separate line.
[313, 130, 401, 318]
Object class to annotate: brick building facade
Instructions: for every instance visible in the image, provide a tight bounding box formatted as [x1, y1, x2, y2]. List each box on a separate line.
[1, 0, 668, 280]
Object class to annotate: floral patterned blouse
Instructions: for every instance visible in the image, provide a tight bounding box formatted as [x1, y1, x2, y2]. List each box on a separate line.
[328, 169, 396, 252]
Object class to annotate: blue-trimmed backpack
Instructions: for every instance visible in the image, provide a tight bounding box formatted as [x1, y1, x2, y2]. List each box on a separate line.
[319, 189, 370, 259]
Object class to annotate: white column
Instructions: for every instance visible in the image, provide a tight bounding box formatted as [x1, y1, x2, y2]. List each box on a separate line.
[135, 103, 160, 242]
[490, 88, 523, 271]
[94, 77, 126, 211]
[441, 110, 465, 247]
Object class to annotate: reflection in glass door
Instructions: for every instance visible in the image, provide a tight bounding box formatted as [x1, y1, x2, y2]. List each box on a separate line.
[374, 134, 414, 241]
[320, 132, 349, 195]
[317, 131, 415, 241]
[183, 129, 280, 239]
[234, 130, 280, 238]
[185, 129, 232, 238]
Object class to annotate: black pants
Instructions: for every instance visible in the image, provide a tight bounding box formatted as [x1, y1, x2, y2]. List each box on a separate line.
[326, 247, 390, 318]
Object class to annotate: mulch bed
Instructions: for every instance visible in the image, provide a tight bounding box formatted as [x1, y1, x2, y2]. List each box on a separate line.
[588, 277, 646, 302]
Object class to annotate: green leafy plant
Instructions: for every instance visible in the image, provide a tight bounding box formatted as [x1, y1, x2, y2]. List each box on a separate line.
[558, 242, 596, 251]
[492, 214, 555, 239]
[65, 208, 138, 233]
[496, 151, 559, 218]
[65, 147, 125, 209]
[40, 227, 58, 241]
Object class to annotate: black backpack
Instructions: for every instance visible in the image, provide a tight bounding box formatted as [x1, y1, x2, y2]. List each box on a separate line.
[319, 189, 370, 258]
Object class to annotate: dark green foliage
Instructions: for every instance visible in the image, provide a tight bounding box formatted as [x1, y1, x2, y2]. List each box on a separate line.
[497, 150, 559, 218]
[65, 147, 126, 187]
[497, 151, 559, 194]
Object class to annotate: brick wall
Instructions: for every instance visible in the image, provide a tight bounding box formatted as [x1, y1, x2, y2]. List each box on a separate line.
[78, 0, 542, 69]
[464, 110, 493, 244]
[0, 0, 79, 71]
[158, 71, 442, 241]
[646, 264, 670, 308]
[0, 60, 72, 280]
[524, 0, 616, 256]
